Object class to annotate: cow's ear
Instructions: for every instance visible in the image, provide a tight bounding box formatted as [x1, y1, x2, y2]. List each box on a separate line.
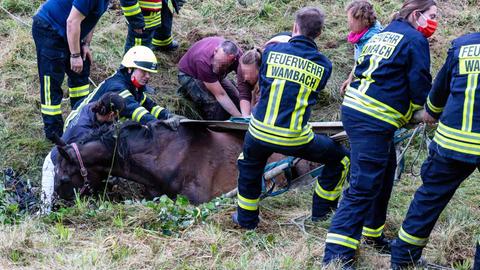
[53, 134, 66, 147]
[57, 146, 72, 163]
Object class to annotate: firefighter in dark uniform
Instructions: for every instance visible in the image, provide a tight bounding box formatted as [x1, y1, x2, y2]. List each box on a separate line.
[65, 46, 183, 128]
[390, 32, 480, 269]
[475, 240, 480, 270]
[323, 1, 438, 267]
[232, 7, 350, 230]
[32, 0, 110, 142]
[120, 0, 186, 53]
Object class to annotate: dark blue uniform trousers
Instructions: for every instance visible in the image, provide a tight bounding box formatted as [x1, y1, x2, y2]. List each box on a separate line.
[324, 110, 396, 264]
[124, 2, 174, 53]
[152, 3, 174, 48]
[236, 131, 350, 229]
[32, 16, 91, 140]
[391, 149, 479, 265]
[475, 241, 479, 270]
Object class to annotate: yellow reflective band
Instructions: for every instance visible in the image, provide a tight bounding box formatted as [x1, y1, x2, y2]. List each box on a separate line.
[121, 3, 141, 16]
[139, 0, 162, 9]
[69, 84, 90, 98]
[250, 116, 311, 138]
[44, 75, 51, 105]
[314, 156, 349, 201]
[315, 180, 341, 201]
[290, 84, 313, 131]
[462, 73, 478, 132]
[427, 96, 444, 114]
[248, 125, 314, 147]
[358, 55, 381, 93]
[325, 233, 359, 250]
[237, 194, 259, 211]
[151, 105, 165, 118]
[132, 107, 149, 122]
[264, 79, 286, 125]
[362, 225, 385, 238]
[166, 0, 174, 13]
[438, 122, 480, 143]
[398, 227, 428, 247]
[41, 104, 62, 116]
[135, 38, 142, 46]
[140, 94, 147, 105]
[433, 123, 480, 156]
[343, 87, 408, 128]
[144, 13, 162, 28]
[145, 19, 162, 29]
[119, 90, 133, 99]
[152, 36, 173, 46]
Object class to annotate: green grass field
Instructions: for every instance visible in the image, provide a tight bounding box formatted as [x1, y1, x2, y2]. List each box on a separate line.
[0, 0, 479, 269]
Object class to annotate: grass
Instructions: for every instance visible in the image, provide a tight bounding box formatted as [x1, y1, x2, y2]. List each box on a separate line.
[0, 0, 479, 269]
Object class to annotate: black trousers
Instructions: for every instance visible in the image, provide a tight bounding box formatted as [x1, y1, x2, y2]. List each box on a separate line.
[32, 16, 91, 140]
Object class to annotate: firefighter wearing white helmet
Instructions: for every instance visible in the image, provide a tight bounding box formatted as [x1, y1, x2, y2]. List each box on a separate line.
[64, 45, 185, 131]
[121, 45, 159, 73]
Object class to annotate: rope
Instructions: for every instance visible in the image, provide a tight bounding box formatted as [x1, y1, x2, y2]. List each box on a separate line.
[0, 6, 31, 28]
[410, 124, 430, 177]
[396, 124, 423, 167]
[102, 120, 120, 200]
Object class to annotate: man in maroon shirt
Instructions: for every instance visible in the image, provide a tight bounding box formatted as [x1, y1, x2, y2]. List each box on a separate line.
[177, 36, 242, 120]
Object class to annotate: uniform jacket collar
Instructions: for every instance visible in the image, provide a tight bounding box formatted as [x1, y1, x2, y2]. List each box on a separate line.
[289, 35, 318, 50]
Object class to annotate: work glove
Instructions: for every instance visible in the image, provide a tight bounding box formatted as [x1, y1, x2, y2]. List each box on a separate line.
[162, 114, 186, 131]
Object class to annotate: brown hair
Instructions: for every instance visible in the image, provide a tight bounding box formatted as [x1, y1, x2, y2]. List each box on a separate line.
[346, 1, 377, 28]
[92, 92, 125, 116]
[240, 47, 262, 67]
[394, 0, 437, 21]
[295, 7, 325, 39]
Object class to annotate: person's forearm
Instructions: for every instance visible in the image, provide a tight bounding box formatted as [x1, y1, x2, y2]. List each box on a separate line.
[67, 18, 82, 54]
[216, 94, 241, 117]
[240, 100, 251, 117]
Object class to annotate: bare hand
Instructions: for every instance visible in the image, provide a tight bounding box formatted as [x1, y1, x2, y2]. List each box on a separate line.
[70, 56, 83, 74]
[423, 111, 438, 125]
[133, 28, 143, 34]
[340, 79, 350, 97]
[82, 44, 93, 64]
